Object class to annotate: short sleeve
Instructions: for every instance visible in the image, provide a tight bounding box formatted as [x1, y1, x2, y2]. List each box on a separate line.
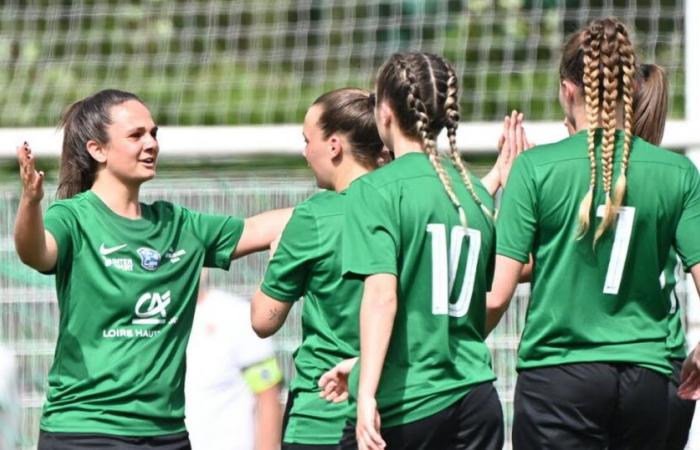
[183, 208, 244, 269]
[496, 155, 538, 263]
[261, 202, 318, 302]
[675, 162, 700, 270]
[43, 202, 80, 274]
[342, 180, 399, 277]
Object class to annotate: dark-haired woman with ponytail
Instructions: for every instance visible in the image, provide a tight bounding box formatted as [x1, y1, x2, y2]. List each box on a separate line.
[634, 63, 695, 450]
[486, 18, 700, 449]
[249, 87, 390, 450]
[337, 52, 511, 450]
[15, 89, 290, 450]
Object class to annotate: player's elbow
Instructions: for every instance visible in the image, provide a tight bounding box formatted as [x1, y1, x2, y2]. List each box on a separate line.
[250, 307, 272, 339]
[251, 322, 275, 339]
[250, 291, 280, 338]
[486, 290, 508, 312]
[15, 246, 52, 273]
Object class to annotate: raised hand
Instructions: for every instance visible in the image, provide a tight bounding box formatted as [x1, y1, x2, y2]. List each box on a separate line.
[17, 142, 45, 204]
[497, 110, 534, 188]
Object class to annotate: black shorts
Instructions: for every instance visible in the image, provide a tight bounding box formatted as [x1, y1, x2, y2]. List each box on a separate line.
[513, 362, 668, 450]
[339, 382, 503, 450]
[38, 430, 191, 450]
[666, 358, 696, 450]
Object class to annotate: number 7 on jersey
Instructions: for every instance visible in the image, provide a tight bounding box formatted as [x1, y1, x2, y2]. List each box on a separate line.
[426, 224, 481, 318]
[596, 206, 636, 295]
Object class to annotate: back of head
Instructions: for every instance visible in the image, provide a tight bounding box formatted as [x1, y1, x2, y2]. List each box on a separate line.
[633, 64, 668, 146]
[375, 52, 490, 225]
[560, 18, 637, 243]
[57, 89, 142, 199]
[312, 88, 383, 169]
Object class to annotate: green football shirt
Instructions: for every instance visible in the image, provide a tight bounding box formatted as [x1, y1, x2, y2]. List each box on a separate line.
[342, 152, 496, 428]
[261, 190, 361, 445]
[497, 130, 700, 376]
[41, 190, 243, 435]
[662, 252, 688, 360]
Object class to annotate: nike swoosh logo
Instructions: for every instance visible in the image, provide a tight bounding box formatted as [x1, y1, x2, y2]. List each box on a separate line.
[100, 243, 127, 256]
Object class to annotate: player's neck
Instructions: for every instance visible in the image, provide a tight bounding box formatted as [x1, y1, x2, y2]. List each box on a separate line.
[569, 104, 626, 133]
[91, 176, 142, 219]
[334, 161, 369, 192]
[389, 132, 423, 158]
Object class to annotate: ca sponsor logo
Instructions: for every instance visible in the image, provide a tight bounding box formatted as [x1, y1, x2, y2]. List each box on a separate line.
[138, 247, 161, 271]
[132, 291, 171, 325]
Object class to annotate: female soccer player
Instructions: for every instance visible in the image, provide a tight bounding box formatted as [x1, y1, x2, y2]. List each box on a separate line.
[250, 87, 387, 450]
[339, 52, 505, 450]
[486, 18, 700, 449]
[15, 89, 289, 450]
[634, 63, 695, 450]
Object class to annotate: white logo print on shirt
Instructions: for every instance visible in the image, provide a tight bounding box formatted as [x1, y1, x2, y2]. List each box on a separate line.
[100, 243, 133, 272]
[132, 291, 172, 325]
[100, 243, 127, 255]
[165, 248, 187, 263]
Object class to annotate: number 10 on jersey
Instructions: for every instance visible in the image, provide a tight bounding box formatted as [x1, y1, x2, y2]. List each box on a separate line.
[426, 224, 481, 318]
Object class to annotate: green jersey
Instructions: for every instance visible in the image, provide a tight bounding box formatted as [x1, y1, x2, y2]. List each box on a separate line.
[261, 191, 361, 445]
[497, 130, 700, 376]
[342, 152, 496, 428]
[662, 252, 688, 360]
[41, 190, 243, 435]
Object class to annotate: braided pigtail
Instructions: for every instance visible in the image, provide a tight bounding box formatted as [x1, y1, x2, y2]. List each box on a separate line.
[442, 61, 493, 222]
[397, 58, 466, 226]
[576, 26, 601, 239]
[612, 24, 636, 215]
[594, 20, 622, 244]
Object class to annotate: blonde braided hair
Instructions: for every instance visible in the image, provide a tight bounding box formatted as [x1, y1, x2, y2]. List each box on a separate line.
[442, 59, 494, 222]
[594, 21, 621, 243]
[576, 26, 601, 238]
[612, 25, 637, 217]
[562, 18, 638, 243]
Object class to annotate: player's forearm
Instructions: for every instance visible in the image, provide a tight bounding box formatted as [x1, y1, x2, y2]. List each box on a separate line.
[254, 386, 282, 450]
[233, 208, 293, 259]
[14, 196, 51, 270]
[485, 255, 523, 335]
[690, 264, 700, 299]
[358, 275, 397, 400]
[481, 166, 501, 197]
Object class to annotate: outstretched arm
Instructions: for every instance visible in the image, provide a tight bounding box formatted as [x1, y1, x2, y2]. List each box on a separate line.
[14, 143, 58, 272]
[232, 208, 293, 259]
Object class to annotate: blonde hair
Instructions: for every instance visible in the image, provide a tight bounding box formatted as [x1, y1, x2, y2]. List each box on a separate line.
[560, 18, 637, 243]
[376, 52, 490, 227]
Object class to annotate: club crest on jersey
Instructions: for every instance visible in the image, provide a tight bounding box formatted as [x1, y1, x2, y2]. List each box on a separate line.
[137, 247, 161, 271]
